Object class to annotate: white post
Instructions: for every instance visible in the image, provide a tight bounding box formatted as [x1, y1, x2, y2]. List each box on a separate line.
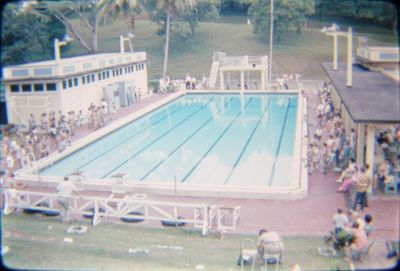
[261, 70, 265, 90]
[240, 71, 244, 93]
[219, 71, 224, 90]
[356, 123, 365, 165]
[119, 35, 125, 54]
[54, 39, 60, 62]
[346, 27, 353, 87]
[365, 125, 375, 182]
[269, 0, 274, 83]
[54, 38, 66, 64]
[333, 33, 338, 70]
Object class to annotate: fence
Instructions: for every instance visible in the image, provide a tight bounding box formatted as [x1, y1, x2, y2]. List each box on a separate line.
[3, 188, 240, 236]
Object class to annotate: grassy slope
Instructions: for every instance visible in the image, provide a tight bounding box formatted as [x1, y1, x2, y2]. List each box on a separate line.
[2, 213, 349, 271]
[63, 16, 397, 81]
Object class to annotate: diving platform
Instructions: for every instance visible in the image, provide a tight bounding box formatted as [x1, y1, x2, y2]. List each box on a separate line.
[209, 52, 269, 91]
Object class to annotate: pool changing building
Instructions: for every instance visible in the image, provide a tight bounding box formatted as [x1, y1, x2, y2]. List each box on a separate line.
[2, 51, 148, 126]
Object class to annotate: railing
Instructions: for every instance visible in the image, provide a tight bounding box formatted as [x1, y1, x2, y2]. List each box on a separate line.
[3, 52, 147, 80]
[3, 188, 240, 236]
[357, 47, 399, 62]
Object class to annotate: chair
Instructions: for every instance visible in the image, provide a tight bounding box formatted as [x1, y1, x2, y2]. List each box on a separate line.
[351, 240, 375, 262]
[239, 239, 257, 271]
[360, 240, 375, 261]
[263, 251, 281, 271]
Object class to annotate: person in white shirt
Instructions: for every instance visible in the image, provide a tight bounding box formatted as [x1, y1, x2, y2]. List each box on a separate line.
[332, 208, 349, 234]
[57, 176, 82, 223]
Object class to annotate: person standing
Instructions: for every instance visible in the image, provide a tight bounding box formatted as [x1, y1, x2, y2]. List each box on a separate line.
[57, 176, 82, 223]
[332, 208, 349, 234]
[185, 74, 191, 90]
[353, 167, 371, 211]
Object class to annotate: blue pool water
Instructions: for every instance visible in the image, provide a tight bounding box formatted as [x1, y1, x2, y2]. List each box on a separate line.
[41, 94, 298, 188]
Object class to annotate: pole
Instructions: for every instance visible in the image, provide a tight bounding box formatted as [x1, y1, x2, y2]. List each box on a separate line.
[346, 27, 353, 87]
[269, 0, 274, 85]
[119, 35, 125, 54]
[333, 33, 338, 70]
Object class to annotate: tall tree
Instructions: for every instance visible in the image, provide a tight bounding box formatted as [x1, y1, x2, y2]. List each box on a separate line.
[181, 0, 221, 37]
[1, 3, 66, 66]
[147, 0, 196, 78]
[97, 0, 141, 34]
[248, 0, 315, 41]
[52, 0, 102, 54]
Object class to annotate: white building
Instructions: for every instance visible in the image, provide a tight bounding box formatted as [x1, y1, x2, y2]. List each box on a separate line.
[2, 51, 148, 125]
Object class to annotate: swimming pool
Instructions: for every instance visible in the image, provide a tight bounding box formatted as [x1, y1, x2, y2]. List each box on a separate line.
[40, 93, 300, 192]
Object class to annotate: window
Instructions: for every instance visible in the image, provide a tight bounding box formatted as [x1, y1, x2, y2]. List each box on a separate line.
[87, 75, 91, 83]
[112, 70, 115, 77]
[10, 85, 20, 93]
[98, 73, 102, 80]
[22, 84, 32, 92]
[34, 84, 44, 92]
[74, 78, 78, 86]
[136, 64, 139, 71]
[91, 74, 95, 82]
[46, 83, 57, 91]
[106, 71, 110, 78]
[82, 76, 86, 85]
[102, 72, 106, 79]
[62, 80, 67, 89]
[125, 67, 128, 73]
[119, 68, 122, 74]
[141, 63, 144, 70]
[68, 79, 73, 88]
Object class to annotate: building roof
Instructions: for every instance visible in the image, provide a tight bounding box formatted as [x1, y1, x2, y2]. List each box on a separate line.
[2, 52, 147, 82]
[322, 62, 400, 124]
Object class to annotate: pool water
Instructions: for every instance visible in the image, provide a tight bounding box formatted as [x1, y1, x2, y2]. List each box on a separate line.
[41, 94, 298, 188]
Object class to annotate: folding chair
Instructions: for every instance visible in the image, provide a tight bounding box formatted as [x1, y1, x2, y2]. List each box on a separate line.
[239, 239, 257, 271]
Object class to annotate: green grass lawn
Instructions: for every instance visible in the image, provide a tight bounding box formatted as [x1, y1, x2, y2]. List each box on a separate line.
[2, 213, 349, 271]
[62, 16, 397, 82]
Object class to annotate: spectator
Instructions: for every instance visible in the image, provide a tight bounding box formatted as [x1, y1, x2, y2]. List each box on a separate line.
[353, 167, 372, 211]
[332, 208, 349, 234]
[257, 229, 284, 264]
[345, 222, 369, 261]
[57, 176, 82, 223]
[363, 214, 373, 237]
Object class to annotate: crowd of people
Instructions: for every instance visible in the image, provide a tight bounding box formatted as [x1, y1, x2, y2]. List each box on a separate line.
[2, 99, 114, 176]
[306, 81, 355, 175]
[158, 74, 209, 93]
[329, 207, 373, 262]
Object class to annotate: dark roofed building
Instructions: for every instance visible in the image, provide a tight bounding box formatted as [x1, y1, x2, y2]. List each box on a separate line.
[323, 62, 400, 124]
[322, 61, 399, 180]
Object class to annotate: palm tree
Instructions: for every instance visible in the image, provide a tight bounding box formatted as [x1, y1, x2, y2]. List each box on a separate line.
[156, 0, 196, 78]
[97, 0, 140, 34]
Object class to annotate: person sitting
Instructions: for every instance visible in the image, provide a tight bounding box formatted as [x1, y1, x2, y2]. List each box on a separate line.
[257, 229, 284, 264]
[346, 222, 369, 261]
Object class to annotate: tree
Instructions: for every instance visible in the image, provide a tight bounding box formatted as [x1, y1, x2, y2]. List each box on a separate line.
[248, 0, 315, 41]
[52, 0, 102, 54]
[146, 0, 196, 78]
[97, 0, 142, 34]
[181, 0, 221, 36]
[1, 3, 66, 66]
